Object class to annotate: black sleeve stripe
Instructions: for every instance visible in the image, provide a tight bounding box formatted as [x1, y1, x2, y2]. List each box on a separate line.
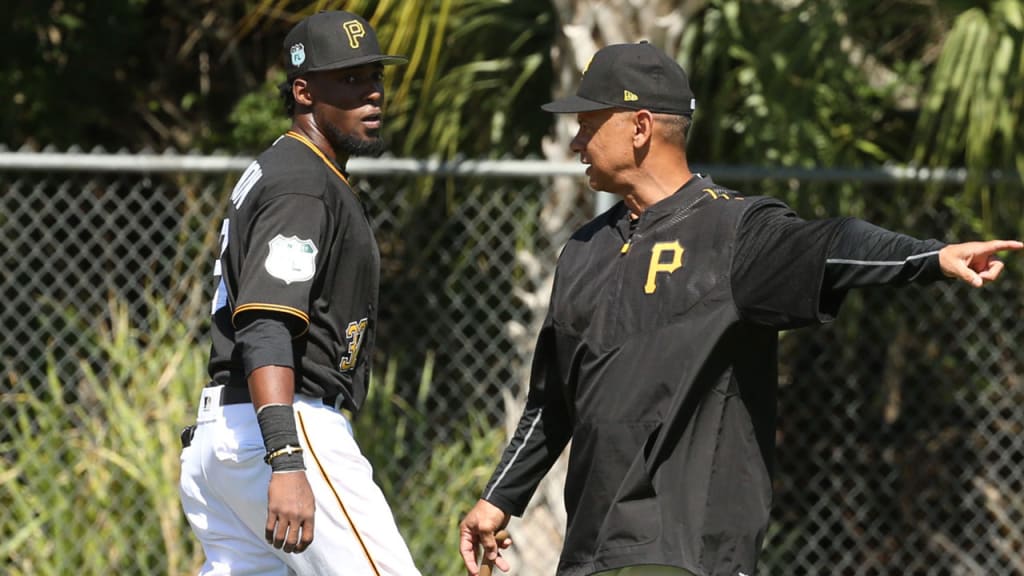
[232, 303, 310, 336]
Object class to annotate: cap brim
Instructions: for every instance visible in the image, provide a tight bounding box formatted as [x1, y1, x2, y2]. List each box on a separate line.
[541, 95, 615, 113]
[367, 55, 410, 66]
[301, 54, 410, 76]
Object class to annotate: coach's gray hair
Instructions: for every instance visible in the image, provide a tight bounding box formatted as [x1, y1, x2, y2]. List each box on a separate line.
[654, 113, 691, 146]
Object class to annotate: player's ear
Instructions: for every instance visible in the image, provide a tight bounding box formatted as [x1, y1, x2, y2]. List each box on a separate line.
[292, 77, 314, 108]
[632, 109, 654, 148]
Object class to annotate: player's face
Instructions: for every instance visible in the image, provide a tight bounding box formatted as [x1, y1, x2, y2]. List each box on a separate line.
[570, 109, 634, 194]
[307, 64, 388, 157]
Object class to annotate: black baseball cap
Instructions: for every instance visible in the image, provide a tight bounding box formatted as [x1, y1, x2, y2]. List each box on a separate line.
[542, 41, 695, 116]
[284, 11, 408, 79]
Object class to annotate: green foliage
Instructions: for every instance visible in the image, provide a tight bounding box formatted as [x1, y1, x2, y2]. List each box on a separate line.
[354, 351, 507, 575]
[912, 0, 1024, 238]
[675, 0, 1024, 243]
[0, 298, 206, 575]
[380, 0, 555, 159]
[229, 70, 292, 152]
[6, 0, 1024, 221]
[685, 0, 909, 170]
[226, 0, 557, 159]
[395, 424, 504, 576]
[1, 296, 504, 574]
[675, 0, 915, 223]
[0, 0, 148, 147]
[0, 0, 300, 150]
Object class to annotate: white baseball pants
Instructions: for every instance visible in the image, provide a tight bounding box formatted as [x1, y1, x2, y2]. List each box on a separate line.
[179, 386, 421, 575]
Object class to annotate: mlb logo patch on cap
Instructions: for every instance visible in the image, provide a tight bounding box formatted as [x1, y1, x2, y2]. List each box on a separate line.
[290, 43, 306, 66]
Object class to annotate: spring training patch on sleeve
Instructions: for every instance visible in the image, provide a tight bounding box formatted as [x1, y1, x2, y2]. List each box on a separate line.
[265, 234, 318, 284]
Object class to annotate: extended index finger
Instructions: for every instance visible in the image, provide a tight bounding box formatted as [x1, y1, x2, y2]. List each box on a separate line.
[979, 240, 1024, 254]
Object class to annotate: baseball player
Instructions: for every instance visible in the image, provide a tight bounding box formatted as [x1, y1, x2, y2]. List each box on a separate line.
[178, 10, 420, 576]
[458, 42, 1022, 576]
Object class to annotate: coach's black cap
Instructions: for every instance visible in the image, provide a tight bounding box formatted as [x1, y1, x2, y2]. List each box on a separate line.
[284, 10, 408, 79]
[543, 41, 695, 116]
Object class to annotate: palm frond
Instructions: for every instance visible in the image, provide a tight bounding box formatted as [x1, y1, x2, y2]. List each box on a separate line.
[913, 0, 1024, 235]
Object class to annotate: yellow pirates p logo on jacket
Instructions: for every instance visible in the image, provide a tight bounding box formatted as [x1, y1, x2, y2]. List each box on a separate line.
[645, 241, 685, 294]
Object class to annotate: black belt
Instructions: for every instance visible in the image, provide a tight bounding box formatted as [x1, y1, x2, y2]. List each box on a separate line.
[218, 385, 342, 410]
[220, 385, 252, 405]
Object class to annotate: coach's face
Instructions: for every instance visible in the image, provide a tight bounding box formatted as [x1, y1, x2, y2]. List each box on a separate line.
[305, 63, 387, 157]
[570, 109, 635, 194]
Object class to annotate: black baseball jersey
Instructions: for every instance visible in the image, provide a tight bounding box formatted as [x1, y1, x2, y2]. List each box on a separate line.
[207, 131, 379, 411]
[482, 175, 946, 576]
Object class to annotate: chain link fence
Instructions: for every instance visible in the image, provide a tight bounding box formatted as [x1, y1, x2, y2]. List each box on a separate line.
[2, 149, 1023, 575]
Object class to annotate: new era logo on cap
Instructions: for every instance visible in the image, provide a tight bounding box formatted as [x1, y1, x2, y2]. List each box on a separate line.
[283, 10, 408, 78]
[543, 41, 695, 116]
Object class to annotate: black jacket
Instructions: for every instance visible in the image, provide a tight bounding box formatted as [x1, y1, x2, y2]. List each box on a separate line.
[482, 175, 946, 576]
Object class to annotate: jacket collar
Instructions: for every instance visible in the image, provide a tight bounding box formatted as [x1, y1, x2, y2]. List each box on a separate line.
[608, 174, 714, 243]
[641, 173, 712, 218]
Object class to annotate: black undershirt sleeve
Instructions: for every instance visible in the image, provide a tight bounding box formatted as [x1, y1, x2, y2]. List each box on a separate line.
[823, 218, 947, 290]
[235, 314, 295, 378]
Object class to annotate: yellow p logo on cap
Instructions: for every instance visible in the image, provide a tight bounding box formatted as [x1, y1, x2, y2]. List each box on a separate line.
[343, 20, 365, 49]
